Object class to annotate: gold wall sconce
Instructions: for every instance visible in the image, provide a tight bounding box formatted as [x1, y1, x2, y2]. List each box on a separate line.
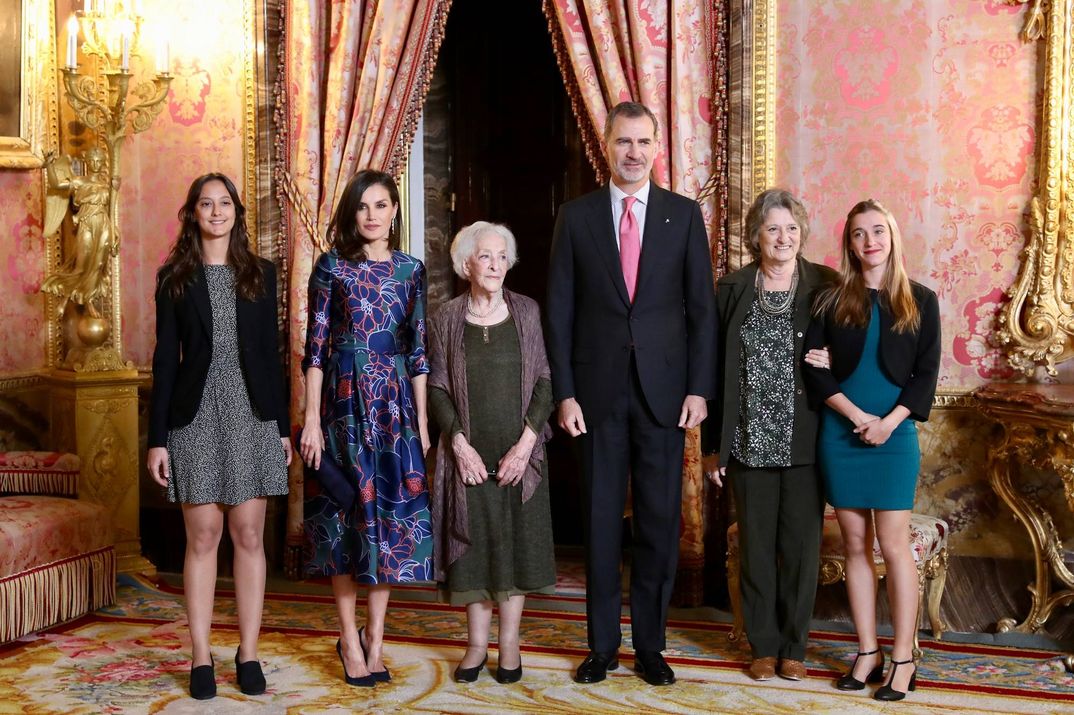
[42, 0, 171, 370]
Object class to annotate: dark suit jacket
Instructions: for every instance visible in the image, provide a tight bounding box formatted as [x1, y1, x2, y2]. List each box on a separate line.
[703, 257, 837, 467]
[148, 259, 290, 448]
[545, 183, 718, 428]
[802, 281, 941, 422]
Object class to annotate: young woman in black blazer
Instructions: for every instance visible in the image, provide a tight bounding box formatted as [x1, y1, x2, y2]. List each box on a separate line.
[803, 199, 940, 702]
[147, 173, 292, 700]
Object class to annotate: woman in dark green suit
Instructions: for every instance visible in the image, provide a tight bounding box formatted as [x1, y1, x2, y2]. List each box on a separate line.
[702, 189, 835, 682]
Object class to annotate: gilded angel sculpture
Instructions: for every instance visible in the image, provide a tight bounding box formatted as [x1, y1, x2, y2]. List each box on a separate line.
[40, 147, 117, 311]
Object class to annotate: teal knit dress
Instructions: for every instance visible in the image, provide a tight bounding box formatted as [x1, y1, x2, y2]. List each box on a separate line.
[817, 297, 920, 510]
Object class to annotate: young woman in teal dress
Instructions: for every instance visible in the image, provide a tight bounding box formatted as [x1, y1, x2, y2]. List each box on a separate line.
[803, 199, 940, 702]
[299, 170, 433, 687]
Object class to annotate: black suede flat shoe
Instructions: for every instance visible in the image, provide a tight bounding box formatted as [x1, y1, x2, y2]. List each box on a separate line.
[189, 656, 216, 700]
[495, 662, 523, 684]
[235, 648, 267, 695]
[453, 654, 488, 683]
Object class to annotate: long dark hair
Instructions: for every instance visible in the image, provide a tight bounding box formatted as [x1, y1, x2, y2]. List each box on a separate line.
[329, 169, 402, 261]
[157, 173, 264, 300]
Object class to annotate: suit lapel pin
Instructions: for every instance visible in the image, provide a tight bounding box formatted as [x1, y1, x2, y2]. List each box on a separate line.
[665, 218, 670, 223]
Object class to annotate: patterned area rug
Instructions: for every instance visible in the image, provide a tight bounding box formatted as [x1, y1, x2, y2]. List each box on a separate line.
[1, 574, 1072, 714]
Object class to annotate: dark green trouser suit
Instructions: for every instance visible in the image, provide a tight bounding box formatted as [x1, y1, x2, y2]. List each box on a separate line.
[729, 459, 824, 661]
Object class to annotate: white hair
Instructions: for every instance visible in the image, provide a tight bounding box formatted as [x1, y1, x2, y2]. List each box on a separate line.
[450, 221, 519, 279]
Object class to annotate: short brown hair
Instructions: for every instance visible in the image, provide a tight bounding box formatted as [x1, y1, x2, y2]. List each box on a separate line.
[743, 188, 810, 261]
[603, 101, 659, 141]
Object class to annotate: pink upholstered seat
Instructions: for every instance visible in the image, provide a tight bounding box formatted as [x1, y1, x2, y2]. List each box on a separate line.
[0, 495, 113, 580]
[0, 452, 115, 643]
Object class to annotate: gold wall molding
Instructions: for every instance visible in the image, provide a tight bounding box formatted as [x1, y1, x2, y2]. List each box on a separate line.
[997, 0, 1074, 376]
[242, 0, 260, 242]
[0, 371, 45, 392]
[0, 0, 58, 168]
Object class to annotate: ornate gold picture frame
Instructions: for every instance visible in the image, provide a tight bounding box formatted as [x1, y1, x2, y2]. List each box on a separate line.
[727, 0, 776, 271]
[0, 0, 58, 168]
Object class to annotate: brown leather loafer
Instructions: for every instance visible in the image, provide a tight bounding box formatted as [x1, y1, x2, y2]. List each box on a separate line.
[778, 658, 807, 681]
[748, 656, 777, 681]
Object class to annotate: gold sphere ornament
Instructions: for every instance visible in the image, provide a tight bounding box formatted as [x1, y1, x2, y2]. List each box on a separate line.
[76, 313, 110, 347]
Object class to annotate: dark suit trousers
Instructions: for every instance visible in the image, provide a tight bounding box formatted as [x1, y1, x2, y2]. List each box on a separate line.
[580, 357, 686, 653]
[728, 459, 824, 660]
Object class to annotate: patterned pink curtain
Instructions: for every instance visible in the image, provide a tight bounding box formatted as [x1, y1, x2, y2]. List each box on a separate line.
[277, 0, 452, 576]
[543, 0, 720, 604]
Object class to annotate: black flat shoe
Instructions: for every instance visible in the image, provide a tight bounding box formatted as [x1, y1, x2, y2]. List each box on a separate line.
[574, 651, 619, 684]
[336, 638, 376, 687]
[235, 648, 266, 695]
[836, 648, 885, 691]
[189, 655, 216, 700]
[874, 658, 917, 701]
[359, 625, 391, 683]
[453, 654, 488, 683]
[634, 650, 675, 686]
[495, 661, 523, 684]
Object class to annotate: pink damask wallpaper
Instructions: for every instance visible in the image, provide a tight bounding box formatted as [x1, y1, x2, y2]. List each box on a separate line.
[0, 172, 46, 372]
[778, 0, 1040, 389]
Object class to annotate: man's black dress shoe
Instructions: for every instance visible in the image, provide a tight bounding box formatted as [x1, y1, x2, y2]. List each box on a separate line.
[574, 651, 619, 683]
[634, 650, 675, 686]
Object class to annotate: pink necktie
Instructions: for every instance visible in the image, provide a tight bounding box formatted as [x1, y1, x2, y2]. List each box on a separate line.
[619, 196, 640, 301]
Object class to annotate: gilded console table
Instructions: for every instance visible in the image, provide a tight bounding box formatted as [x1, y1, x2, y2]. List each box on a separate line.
[975, 384, 1074, 665]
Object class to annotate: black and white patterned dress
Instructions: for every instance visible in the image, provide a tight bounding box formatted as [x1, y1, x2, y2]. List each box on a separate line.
[166, 265, 288, 505]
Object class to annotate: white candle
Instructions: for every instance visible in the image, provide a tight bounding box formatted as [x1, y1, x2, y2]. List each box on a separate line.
[161, 40, 170, 74]
[66, 16, 78, 69]
[120, 32, 130, 71]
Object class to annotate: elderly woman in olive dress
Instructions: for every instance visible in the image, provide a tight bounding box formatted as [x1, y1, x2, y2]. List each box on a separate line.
[428, 221, 556, 685]
[702, 189, 836, 683]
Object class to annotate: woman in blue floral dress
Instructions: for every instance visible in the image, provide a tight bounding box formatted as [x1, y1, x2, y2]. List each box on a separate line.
[299, 170, 433, 687]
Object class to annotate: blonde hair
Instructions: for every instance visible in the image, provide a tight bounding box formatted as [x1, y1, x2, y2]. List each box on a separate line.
[815, 199, 920, 333]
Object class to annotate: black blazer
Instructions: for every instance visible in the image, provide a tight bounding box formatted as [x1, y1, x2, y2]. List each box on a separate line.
[802, 281, 941, 422]
[148, 259, 290, 448]
[703, 257, 837, 466]
[545, 183, 718, 428]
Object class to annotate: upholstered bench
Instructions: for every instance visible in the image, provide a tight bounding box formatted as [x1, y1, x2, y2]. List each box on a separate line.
[0, 452, 115, 643]
[726, 505, 949, 656]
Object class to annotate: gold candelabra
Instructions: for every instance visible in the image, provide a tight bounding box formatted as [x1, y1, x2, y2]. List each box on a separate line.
[43, 1, 171, 369]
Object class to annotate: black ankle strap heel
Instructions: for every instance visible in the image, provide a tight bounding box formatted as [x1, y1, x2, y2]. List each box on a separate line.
[835, 648, 884, 691]
[874, 658, 916, 701]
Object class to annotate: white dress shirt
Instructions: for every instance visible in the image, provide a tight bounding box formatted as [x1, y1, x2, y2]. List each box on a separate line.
[610, 180, 650, 249]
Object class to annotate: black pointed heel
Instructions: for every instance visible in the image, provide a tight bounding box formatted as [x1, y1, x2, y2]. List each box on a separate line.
[337, 638, 376, 687]
[453, 653, 488, 683]
[874, 658, 916, 701]
[189, 654, 216, 700]
[359, 625, 391, 682]
[835, 648, 884, 691]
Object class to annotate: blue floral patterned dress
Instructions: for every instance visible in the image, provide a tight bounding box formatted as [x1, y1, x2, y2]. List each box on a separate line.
[302, 249, 433, 583]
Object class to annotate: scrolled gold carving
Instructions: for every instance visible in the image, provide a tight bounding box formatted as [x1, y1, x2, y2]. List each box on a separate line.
[67, 346, 135, 374]
[977, 383, 1074, 632]
[996, 0, 1074, 375]
[818, 559, 846, 586]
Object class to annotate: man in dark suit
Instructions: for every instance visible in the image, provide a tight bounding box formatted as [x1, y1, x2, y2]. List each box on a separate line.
[546, 102, 717, 686]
